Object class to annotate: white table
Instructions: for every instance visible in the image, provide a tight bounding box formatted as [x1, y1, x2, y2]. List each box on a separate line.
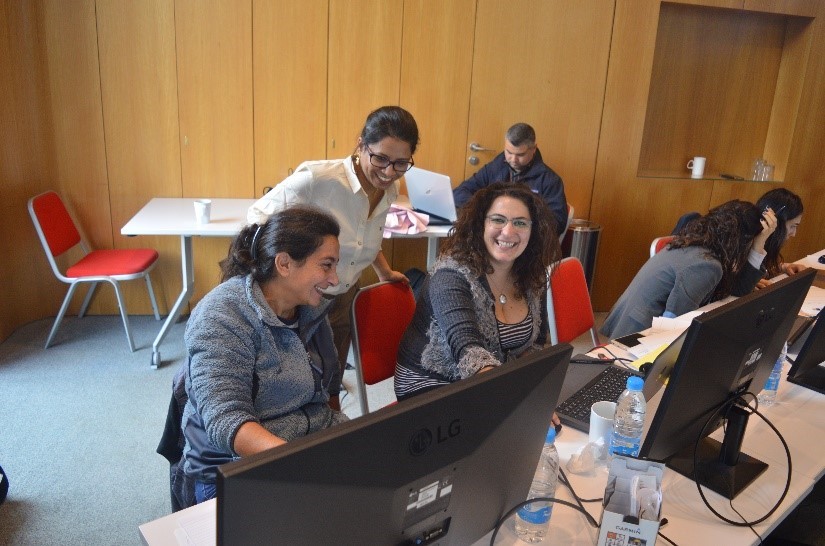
[389, 223, 452, 270]
[137, 358, 824, 545]
[121, 198, 255, 368]
[122, 198, 450, 367]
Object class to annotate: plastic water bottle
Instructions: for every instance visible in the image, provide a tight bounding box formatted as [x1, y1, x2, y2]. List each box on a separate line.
[758, 342, 787, 407]
[611, 376, 646, 457]
[515, 427, 559, 543]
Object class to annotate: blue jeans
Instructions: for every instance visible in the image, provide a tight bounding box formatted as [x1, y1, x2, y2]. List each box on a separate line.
[194, 480, 217, 504]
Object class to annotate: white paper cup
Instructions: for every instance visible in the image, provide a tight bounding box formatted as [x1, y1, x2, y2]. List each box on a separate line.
[194, 199, 212, 224]
[589, 400, 616, 449]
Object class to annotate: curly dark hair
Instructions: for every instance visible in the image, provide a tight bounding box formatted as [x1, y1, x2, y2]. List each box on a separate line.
[755, 188, 803, 277]
[439, 182, 561, 297]
[220, 205, 340, 283]
[669, 199, 762, 299]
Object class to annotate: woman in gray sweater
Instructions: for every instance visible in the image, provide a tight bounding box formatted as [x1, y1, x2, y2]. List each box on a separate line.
[601, 199, 775, 339]
[395, 182, 562, 400]
[181, 206, 348, 505]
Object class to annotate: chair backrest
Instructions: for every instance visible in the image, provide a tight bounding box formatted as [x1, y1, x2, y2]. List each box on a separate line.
[28, 191, 86, 279]
[547, 257, 599, 346]
[351, 281, 416, 413]
[649, 235, 674, 257]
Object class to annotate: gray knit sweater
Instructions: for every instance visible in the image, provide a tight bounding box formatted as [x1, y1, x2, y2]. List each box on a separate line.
[181, 275, 347, 483]
[396, 257, 549, 383]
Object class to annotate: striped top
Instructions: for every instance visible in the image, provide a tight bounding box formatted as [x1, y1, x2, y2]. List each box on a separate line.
[395, 313, 533, 400]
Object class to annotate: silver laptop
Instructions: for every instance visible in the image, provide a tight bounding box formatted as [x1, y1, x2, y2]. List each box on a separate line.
[405, 167, 457, 226]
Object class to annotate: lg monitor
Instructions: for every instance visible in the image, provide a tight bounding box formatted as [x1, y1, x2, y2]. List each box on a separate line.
[639, 268, 816, 499]
[217, 343, 572, 545]
[787, 308, 825, 394]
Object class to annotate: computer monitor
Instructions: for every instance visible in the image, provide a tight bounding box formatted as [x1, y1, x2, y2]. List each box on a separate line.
[787, 308, 825, 394]
[216, 344, 572, 545]
[639, 268, 816, 499]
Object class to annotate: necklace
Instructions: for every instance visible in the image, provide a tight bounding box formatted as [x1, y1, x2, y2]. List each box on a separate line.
[486, 274, 510, 305]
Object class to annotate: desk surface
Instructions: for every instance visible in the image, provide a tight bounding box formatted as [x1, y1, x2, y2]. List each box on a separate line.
[138, 364, 824, 546]
[121, 198, 255, 237]
[138, 242, 825, 545]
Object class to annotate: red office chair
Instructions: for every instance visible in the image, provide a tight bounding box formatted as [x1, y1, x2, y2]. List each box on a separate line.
[547, 257, 600, 346]
[350, 280, 416, 414]
[649, 235, 674, 257]
[28, 191, 160, 352]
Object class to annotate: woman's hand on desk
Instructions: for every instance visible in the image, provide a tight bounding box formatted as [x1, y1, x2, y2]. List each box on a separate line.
[755, 278, 773, 290]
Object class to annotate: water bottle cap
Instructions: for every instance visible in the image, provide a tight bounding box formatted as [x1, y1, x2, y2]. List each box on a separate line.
[627, 375, 644, 391]
[545, 427, 556, 443]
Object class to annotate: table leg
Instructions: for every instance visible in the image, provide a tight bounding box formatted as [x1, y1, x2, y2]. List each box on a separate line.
[151, 235, 194, 368]
[427, 238, 439, 271]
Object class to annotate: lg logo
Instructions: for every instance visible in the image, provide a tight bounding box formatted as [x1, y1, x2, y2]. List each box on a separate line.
[409, 419, 461, 456]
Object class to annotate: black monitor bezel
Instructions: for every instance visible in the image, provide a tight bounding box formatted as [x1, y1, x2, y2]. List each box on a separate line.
[639, 268, 815, 498]
[216, 343, 572, 546]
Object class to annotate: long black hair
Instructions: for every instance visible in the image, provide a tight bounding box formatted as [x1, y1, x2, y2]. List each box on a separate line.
[220, 206, 340, 283]
[669, 199, 762, 299]
[755, 188, 803, 277]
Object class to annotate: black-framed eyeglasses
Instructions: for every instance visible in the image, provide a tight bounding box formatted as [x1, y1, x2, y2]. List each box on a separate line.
[485, 214, 532, 231]
[366, 146, 414, 173]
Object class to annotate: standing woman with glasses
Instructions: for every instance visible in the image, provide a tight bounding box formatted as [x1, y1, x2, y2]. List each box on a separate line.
[248, 106, 419, 409]
[394, 182, 562, 404]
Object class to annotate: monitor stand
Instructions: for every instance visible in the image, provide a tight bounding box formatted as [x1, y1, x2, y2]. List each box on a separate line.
[665, 404, 767, 500]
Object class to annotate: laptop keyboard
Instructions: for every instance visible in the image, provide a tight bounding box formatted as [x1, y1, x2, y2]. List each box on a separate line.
[557, 366, 636, 432]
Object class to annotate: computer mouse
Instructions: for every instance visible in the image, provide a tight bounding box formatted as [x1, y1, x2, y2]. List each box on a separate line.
[818, 255, 825, 264]
[555, 422, 563, 436]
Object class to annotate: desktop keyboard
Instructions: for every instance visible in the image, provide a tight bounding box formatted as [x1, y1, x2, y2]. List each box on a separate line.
[556, 366, 637, 432]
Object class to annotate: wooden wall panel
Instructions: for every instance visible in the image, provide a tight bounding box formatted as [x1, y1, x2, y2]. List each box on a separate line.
[327, 0, 403, 159]
[0, 1, 60, 340]
[96, 0, 182, 315]
[638, 6, 787, 179]
[399, 0, 475, 182]
[253, 0, 328, 196]
[465, 0, 614, 221]
[591, 0, 825, 311]
[328, 0, 403, 285]
[176, 0, 253, 199]
[591, 0, 717, 310]
[175, 0, 254, 302]
[777, 5, 825, 264]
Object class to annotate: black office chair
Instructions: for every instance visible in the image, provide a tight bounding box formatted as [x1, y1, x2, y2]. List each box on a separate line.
[671, 211, 700, 235]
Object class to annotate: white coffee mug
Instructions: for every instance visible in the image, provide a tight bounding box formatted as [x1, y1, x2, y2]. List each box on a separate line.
[687, 156, 706, 179]
[589, 400, 617, 452]
[194, 199, 212, 224]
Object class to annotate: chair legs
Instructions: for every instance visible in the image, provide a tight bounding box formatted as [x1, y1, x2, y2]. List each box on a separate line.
[109, 279, 136, 352]
[45, 283, 81, 349]
[46, 277, 152, 352]
[78, 281, 99, 318]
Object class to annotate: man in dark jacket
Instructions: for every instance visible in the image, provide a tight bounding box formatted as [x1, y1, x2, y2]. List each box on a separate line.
[453, 123, 568, 233]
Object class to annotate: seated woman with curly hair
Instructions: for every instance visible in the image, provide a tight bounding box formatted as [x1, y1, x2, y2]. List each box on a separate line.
[394, 182, 562, 402]
[601, 199, 776, 339]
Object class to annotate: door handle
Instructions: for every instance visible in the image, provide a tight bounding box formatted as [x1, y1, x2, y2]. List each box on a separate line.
[469, 142, 495, 152]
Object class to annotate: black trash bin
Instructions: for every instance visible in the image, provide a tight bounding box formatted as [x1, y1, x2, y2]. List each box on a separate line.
[561, 219, 602, 292]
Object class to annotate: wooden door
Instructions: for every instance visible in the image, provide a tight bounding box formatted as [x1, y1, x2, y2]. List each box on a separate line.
[464, 0, 614, 220]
